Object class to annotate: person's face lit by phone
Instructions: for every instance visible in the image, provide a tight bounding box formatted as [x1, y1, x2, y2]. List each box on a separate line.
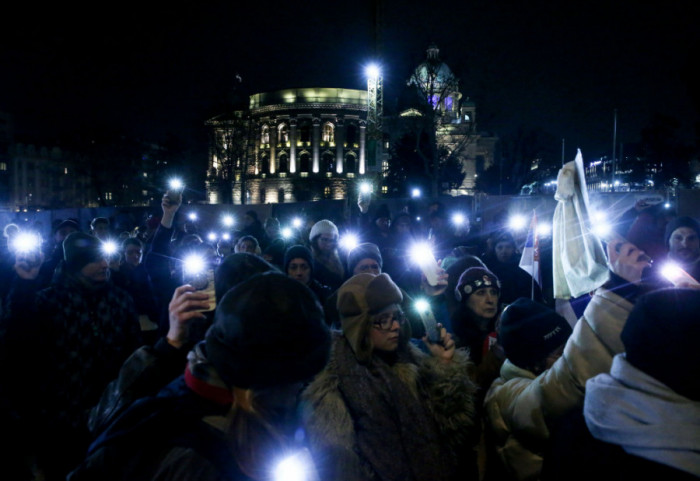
[369, 304, 405, 353]
[287, 258, 311, 285]
[316, 235, 338, 255]
[669, 227, 700, 264]
[124, 245, 143, 267]
[353, 258, 381, 276]
[466, 287, 499, 321]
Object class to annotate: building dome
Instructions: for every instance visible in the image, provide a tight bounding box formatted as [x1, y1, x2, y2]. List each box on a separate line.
[409, 44, 458, 93]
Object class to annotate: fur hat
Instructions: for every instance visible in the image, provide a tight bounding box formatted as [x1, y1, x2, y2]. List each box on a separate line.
[499, 298, 573, 369]
[621, 287, 700, 401]
[309, 219, 339, 241]
[63, 232, 104, 272]
[347, 242, 383, 274]
[455, 267, 500, 302]
[205, 272, 331, 389]
[337, 273, 404, 362]
[284, 245, 313, 274]
[664, 216, 700, 247]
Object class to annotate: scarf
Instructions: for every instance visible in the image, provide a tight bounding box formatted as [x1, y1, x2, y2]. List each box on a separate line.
[584, 354, 700, 477]
[334, 337, 453, 481]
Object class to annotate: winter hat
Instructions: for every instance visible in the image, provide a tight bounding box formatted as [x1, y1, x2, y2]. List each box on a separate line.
[63, 232, 105, 272]
[309, 219, 339, 241]
[214, 252, 279, 302]
[54, 219, 80, 234]
[284, 245, 314, 274]
[664, 215, 700, 247]
[621, 287, 700, 401]
[205, 272, 331, 389]
[499, 298, 573, 369]
[347, 242, 383, 274]
[455, 267, 500, 302]
[263, 238, 286, 267]
[337, 273, 404, 362]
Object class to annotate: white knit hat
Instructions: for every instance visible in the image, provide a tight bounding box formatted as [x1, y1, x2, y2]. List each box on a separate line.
[309, 219, 339, 241]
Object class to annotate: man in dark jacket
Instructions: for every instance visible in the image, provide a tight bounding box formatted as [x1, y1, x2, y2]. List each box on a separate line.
[2, 231, 142, 480]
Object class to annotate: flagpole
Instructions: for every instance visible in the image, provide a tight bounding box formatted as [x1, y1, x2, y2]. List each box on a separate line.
[531, 210, 536, 300]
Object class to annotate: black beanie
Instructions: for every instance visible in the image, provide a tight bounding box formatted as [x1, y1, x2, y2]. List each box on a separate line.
[621, 287, 700, 401]
[347, 242, 383, 274]
[214, 252, 278, 302]
[284, 245, 313, 274]
[499, 298, 573, 369]
[664, 216, 700, 247]
[455, 267, 500, 302]
[63, 232, 104, 272]
[205, 272, 331, 389]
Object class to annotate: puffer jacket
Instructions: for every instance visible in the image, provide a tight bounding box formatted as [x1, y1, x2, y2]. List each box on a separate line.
[496, 286, 634, 448]
[483, 359, 541, 481]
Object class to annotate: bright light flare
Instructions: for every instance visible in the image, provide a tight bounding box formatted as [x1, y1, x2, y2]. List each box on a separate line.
[281, 227, 293, 239]
[183, 254, 206, 276]
[273, 452, 313, 481]
[452, 213, 466, 226]
[168, 178, 184, 191]
[292, 217, 303, 228]
[414, 298, 430, 314]
[222, 215, 235, 227]
[207, 232, 218, 242]
[536, 223, 551, 237]
[359, 182, 372, 194]
[221, 233, 231, 241]
[339, 233, 359, 251]
[102, 240, 118, 256]
[365, 64, 380, 80]
[410, 242, 436, 265]
[411, 188, 421, 198]
[12, 232, 41, 254]
[188, 212, 198, 221]
[508, 214, 527, 231]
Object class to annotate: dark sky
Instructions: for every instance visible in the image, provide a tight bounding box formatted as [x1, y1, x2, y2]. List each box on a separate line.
[2, 0, 698, 161]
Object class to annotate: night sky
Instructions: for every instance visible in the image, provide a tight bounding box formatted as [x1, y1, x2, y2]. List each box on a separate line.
[2, 0, 698, 162]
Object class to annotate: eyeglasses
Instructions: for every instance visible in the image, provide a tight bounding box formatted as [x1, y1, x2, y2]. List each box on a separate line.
[371, 310, 407, 331]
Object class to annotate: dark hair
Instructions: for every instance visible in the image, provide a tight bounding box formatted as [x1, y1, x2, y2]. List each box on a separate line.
[122, 237, 142, 250]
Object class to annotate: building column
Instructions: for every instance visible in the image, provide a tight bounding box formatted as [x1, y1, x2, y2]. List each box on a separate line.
[312, 117, 320, 173]
[290, 118, 297, 173]
[335, 119, 344, 173]
[269, 121, 277, 174]
[359, 120, 367, 174]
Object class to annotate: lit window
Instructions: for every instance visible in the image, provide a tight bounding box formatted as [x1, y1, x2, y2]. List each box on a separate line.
[261, 125, 270, 144]
[381, 185, 388, 194]
[106, 192, 113, 200]
[142, 190, 148, 196]
[322, 123, 335, 143]
[278, 123, 289, 143]
[143, 172, 147, 177]
[445, 97, 453, 111]
[0, 162, 7, 171]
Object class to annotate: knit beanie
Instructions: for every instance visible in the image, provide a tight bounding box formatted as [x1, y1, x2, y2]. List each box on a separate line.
[455, 267, 500, 302]
[63, 232, 104, 272]
[499, 298, 573, 369]
[621, 287, 700, 401]
[205, 272, 331, 389]
[309, 219, 338, 241]
[337, 273, 404, 362]
[664, 216, 700, 247]
[347, 242, 383, 274]
[284, 245, 314, 274]
[214, 252, 279, 302]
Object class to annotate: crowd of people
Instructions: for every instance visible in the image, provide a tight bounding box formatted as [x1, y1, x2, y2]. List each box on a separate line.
[0, 191, 697, 480]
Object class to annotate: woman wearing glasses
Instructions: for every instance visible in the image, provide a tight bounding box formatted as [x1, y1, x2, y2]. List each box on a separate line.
[301, 273, 479, 481]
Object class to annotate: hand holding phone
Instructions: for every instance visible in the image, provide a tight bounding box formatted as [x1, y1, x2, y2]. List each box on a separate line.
[415, 299, 441, 343]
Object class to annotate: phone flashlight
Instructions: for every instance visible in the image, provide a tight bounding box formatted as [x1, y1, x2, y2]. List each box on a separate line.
[339, 233, 359, 251]
[661, 262, 700, 287]
[182, 254, 216, 312]
[222, 215, 235, 228]
[292, 217, 303, 228]
[188, 212, 198, 221]
[281, 227, 293, 239]
[102, 240, 118, 257]
[452, 213, 466, 226]
[12, 232, 42, 254]
[207, 232, 218, 242]
[168, 178, 184, 192]
[415, 298, 441, 343]
[410, 242, 440, 286]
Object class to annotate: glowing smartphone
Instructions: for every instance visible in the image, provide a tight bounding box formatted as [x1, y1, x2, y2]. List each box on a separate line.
[661, 263, 700, 287]
[183, 262, 216, 312]
[415, 299, 441, 343]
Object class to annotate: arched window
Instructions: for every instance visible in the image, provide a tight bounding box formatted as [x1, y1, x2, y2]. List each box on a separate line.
[345, 153, 357, 173]
[299, 122, 311, 143]
[278, 123, 289, 143]
[278, 153, 288, 173]
[300, 152, 310, 172]
[322, 122, 334, 143]
[261, 154, 269, 174]
[261, 125, 270, 144]
[323, 152, 334, 173]
[345, 124, 357, 145]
